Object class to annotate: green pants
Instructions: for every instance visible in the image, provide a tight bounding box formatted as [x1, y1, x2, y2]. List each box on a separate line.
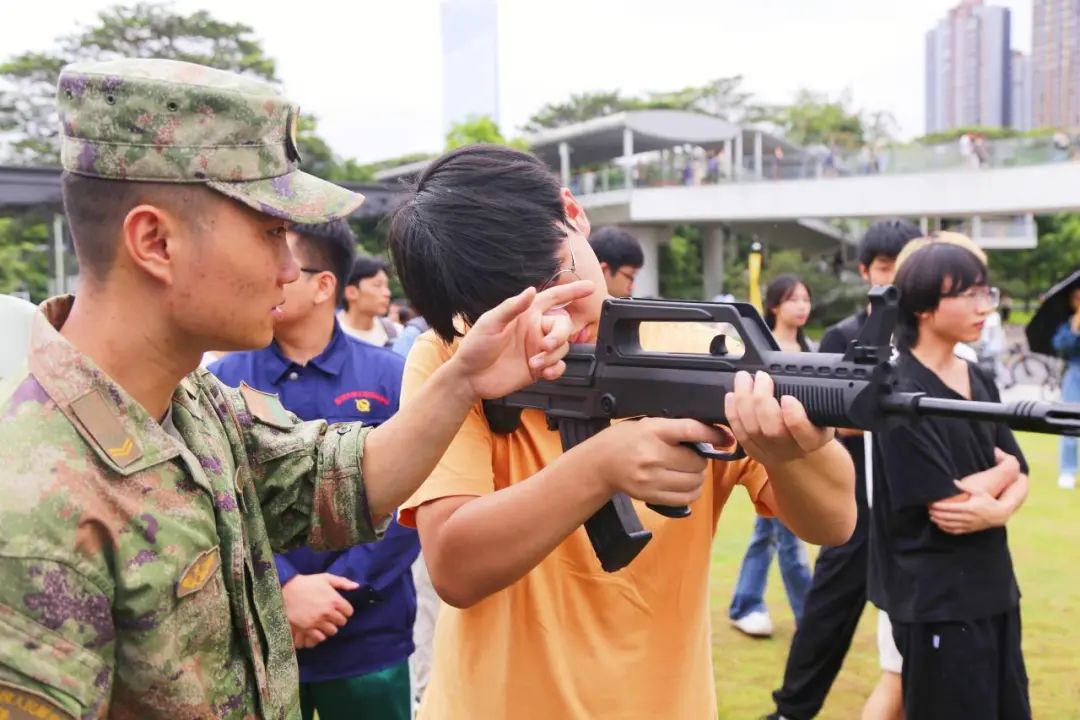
[299, 660, 411, 720]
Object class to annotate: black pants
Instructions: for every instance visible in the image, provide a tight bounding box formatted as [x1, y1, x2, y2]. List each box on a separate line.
[892, 607, 1030, 720]
[771, 516, 867, 720]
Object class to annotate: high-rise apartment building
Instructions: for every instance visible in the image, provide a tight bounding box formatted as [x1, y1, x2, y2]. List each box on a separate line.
[1032, 0, 1080, 128]
[925, 0, 1013, 133]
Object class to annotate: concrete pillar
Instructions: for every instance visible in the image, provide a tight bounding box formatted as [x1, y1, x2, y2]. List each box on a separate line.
[558, 142, 570, 186]
[753, 132, 763, 178]
[628, 225, 664, 298]
[622, 127, 634, 189]
[920, 217, 930, 235]
[702, 225, 727, 300]
[723, 138, 733, 179]
[52, 214, 65, 295]
[733, 133, 743, 180]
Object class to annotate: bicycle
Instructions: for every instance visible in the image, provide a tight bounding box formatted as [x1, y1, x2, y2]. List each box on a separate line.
[999, 342, 1063, 400]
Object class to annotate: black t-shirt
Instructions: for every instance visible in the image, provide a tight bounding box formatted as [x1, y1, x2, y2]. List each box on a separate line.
[868, 350, 1028, 622]
[819, 311, 870, 514]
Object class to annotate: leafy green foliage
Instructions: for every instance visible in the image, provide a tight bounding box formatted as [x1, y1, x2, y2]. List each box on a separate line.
[0, 216, 52, 300]
[524, 77, 755, 132]
[446, 115, 529, 151]
[988, 214, 1080, 309]
[0, 2, 278, 165]
[750, 89, 868, 150]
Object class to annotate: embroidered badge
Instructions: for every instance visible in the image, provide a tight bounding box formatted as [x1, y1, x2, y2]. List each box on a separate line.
[176, 546, 221, 599]
[0, 682, 74, 720]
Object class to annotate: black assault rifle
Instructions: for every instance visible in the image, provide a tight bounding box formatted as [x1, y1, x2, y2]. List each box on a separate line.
[483, 287, 1080, 573]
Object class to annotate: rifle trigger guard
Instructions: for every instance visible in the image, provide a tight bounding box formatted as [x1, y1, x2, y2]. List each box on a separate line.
[688, 441, 747, 461]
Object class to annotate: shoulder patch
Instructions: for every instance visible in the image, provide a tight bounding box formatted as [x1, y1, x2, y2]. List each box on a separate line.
[70, 388, 142, 467]
[238, 382, 293, 429]
[177, 546, 221, 599]
[0, 681, 75, 720]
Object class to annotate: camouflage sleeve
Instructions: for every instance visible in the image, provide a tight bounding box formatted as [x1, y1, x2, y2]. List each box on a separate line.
[0, 557, 113, 720]
[221, 380, 385, 553]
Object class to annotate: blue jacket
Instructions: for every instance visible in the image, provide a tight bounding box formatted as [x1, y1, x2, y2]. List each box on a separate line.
[1052, 320, 1080, 371]
[210, 322, 419, 682]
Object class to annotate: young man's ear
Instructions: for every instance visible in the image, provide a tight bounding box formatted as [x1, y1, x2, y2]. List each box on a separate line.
[121, 204, 179, 285]
[560, 188, 591, 238]
[858, 264, 870, 283]
[343, 284, 359, 306]
[599, 261, 612, 276]
[315, 273, 338, 305]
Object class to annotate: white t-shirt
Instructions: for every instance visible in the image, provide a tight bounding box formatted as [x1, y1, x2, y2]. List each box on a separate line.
[0, 295, 37, 381]
[337, 312, 400, 348]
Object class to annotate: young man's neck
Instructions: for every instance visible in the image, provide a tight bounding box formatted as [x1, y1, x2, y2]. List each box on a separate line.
[60, 288, 200, 421]
[909, 330, 961, 373]
[274, 307, 336, 366]
[343, 306, 376, 331]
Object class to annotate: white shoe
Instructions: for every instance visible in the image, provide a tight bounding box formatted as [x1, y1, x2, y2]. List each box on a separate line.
[1059, 474, 1076, 490]
[731, 610, 773, 638]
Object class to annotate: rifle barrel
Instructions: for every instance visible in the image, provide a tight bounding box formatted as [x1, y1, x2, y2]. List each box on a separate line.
[881, 394, 1080, 437]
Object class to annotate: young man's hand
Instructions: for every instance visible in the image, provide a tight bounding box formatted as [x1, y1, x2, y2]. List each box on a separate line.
[588, 418, 733, 507]
[928, 484, 1008, 534]
[450, 280, 594, 400]
[281, 573, 357, 649]
[928, 449, 1024, 534]
[723, 370, 834, 466]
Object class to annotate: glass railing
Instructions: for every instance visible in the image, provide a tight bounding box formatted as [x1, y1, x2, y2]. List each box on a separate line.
[566, 134, 1072, 196]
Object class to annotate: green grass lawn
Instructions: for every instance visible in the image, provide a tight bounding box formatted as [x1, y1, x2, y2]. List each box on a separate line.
[709, 432, 1080, 719]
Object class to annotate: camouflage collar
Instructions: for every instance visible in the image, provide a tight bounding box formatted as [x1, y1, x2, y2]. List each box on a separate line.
[29, 295, 185, 476]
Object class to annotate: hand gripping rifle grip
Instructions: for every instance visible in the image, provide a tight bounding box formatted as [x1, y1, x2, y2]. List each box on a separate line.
[556, 417, 653, 572]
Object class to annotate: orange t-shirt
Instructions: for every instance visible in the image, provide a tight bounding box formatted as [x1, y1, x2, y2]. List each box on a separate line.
[400, 323, 770, 720]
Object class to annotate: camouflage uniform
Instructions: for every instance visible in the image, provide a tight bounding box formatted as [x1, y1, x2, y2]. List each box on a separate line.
[0, 60, 380, 719]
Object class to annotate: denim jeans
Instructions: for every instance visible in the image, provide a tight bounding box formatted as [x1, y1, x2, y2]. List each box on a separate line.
[729, 516, 813, 624]
[1062, 366, 1080, 478]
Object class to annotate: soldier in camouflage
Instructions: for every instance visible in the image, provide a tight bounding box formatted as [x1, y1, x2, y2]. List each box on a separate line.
[0, 59, 590, 720]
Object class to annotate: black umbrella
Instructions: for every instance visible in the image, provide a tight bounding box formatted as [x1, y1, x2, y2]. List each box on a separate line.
[1026, 267, 1080, 356]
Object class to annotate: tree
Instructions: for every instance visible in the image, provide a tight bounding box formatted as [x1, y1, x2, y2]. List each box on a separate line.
[988, 214, 1080, 309]
[523, 91, 642, 132]
[445, 115, 529, 151]
[523, 77, 753, 132]
[753, 89, 867, 150]
[641, 76, 754, 122]
[0, 2, 277, 165]
[0, 217, 51, 299]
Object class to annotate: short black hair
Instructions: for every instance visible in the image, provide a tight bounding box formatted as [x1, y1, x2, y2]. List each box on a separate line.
[61, 173, 211, 282]
[388, 144, 568, 342]
[292, 220, 357, 304]
[894, 242, 989, 349]
[858, 219, 921, 268]
[589, 226, 644, 270]
[348, 254, 389, 286]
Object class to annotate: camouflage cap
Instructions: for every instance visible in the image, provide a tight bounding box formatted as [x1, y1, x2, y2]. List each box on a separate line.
[57, 58, 364, 224]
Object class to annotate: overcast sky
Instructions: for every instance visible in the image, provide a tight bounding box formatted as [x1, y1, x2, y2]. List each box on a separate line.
[1, 0, 1034, 163]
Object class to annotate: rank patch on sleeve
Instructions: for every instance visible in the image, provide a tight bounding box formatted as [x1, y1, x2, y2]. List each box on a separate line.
[176, 546, 221, 599]
[0, 682, 75, 720]
[239, 383, 293, 429]
[70, 388, 142, 467]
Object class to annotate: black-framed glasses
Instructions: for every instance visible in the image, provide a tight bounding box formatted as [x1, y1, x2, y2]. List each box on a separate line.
[616, 269, 637, 284]
[299, 267, 329, 275]
[539, 241, 582, 310]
